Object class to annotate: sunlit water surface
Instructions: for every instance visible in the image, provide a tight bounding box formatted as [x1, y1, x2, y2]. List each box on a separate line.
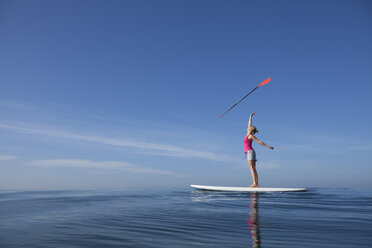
[1, 188, 371, 247]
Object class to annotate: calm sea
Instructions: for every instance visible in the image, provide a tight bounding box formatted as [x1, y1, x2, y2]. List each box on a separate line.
[1, 187, 371, 247]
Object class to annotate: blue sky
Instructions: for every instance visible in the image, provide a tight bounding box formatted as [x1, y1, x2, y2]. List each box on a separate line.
[0, 0, 371, 190]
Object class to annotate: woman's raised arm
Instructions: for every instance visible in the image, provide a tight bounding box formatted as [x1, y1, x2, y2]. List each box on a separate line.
[248, 112, 255, 128]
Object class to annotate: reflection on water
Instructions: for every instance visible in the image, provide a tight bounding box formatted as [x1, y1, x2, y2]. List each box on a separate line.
[191, 190, 263, 247]
[247, 193, 261, 248]
[2, 189, 372, 247]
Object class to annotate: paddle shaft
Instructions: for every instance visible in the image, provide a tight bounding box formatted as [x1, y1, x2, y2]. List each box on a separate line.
[218, 86, 259, 118]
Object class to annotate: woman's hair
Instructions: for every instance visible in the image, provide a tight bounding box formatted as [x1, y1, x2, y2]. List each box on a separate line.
[248, 126, 258, 134]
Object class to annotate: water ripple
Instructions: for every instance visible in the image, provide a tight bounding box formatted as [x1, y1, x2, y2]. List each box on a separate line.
[1, 188, 371, 247]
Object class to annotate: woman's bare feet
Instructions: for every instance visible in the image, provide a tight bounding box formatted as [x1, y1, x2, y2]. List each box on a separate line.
[248, 184, 259, 188]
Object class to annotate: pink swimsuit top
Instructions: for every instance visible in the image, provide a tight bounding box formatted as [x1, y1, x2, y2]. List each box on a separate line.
[244, 135, 254, 153]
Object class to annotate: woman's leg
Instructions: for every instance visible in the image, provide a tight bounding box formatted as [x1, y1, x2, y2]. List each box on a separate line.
[248, 160, 259, 187]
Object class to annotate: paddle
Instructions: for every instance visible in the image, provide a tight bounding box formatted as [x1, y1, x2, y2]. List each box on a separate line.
[218, 78, 271, 118]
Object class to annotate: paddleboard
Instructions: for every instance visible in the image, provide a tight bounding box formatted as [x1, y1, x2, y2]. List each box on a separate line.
[190, 185, 306, 192]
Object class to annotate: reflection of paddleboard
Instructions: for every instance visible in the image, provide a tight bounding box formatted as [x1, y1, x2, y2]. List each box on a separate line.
[191, 185, 306, 192]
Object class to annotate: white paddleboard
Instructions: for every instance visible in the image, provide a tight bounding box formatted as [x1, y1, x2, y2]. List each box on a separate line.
[191, 185, 306, 192]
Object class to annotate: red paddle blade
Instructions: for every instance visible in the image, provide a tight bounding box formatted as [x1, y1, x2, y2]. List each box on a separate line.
[258, 78, 271, 87]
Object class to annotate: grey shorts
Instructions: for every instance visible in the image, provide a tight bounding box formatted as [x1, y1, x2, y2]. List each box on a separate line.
[245, 150, 257, 161]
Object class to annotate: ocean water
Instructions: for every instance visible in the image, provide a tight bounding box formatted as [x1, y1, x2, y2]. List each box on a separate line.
[0, 188, 371, 248]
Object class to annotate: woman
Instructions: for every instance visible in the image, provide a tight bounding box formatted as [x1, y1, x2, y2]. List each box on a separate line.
[244, 112, 274, 188]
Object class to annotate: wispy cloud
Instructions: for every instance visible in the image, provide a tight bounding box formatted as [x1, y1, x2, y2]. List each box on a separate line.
[0, 123, 239, 163]
[280, 143, 372, 153]
[28, 159, 173, 175]
[347, 145, 372, 151]
[259, 160, 281, 169]
[0, 155, 18, 160]
[0, 99, 41, 112]
[279, 143, 330, 153]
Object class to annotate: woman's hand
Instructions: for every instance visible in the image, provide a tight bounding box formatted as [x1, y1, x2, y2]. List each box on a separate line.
[269, 146, 274, 150]
[250, 112, 255, 117]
